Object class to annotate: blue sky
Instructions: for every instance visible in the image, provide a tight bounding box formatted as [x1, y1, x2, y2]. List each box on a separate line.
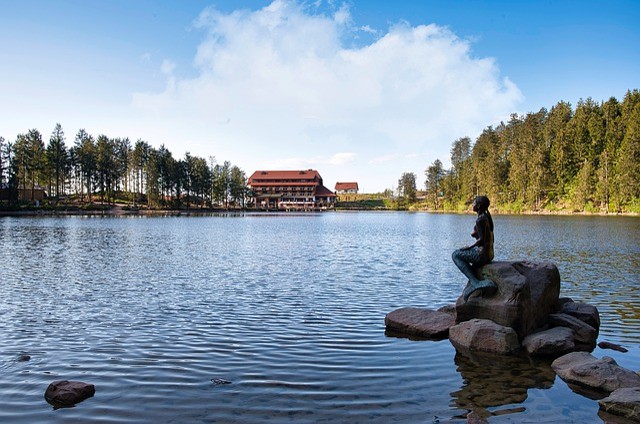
[1, 0, 638, 192]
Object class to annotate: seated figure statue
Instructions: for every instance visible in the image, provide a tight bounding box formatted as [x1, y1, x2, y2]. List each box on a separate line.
[452, 196, 497, 303]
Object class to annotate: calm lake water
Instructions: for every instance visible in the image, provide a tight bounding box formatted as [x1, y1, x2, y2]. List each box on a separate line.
[1, 212, 638, 423]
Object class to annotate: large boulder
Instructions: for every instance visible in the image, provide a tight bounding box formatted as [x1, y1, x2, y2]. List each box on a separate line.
[551, 352, 640, 393]
[44, 380, 95, 407]
[456, 261, 560, 340]
[598, 387, 640, 422]
[385, 307, 455, 339]
[449, 318, 520, 355]
[522, 327, 575, 357]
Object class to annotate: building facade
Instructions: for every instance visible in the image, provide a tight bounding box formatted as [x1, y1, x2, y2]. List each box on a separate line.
[247, 170, 336, 210]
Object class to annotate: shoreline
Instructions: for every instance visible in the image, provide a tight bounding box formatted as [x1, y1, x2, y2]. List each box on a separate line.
[1, 205, 638, 217]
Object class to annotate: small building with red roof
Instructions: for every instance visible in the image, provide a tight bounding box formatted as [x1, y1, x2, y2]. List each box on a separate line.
[247, 169, 336, 211]
[334, 182, 359, 194]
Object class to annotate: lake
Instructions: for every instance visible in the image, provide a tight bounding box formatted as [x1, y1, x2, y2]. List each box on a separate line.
[0, 212, 638, 423]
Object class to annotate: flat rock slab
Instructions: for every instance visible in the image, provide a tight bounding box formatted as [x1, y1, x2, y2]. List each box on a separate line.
[385, 307, 455, 339]
[552, 352, 640, 393]
[449, 318, 520, 355]
[599, 387, 640, 421]
[45, 380, 95, 407]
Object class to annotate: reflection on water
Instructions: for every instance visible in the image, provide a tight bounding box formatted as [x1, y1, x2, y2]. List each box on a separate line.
[451, 351, 555, 420]
[0, 213, 638, 423]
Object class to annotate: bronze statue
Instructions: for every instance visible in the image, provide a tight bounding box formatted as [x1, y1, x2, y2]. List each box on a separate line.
[452, 196, 497, 302]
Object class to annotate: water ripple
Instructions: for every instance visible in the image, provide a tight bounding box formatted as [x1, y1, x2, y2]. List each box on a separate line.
[0, 213, 638, 423]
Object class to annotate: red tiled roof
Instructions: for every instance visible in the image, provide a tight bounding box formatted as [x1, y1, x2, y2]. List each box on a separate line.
[248, 169, 321, 184]
[315, 185, 336, 197]
[249, 182, 317, 187]
[335, 182, 358, 191]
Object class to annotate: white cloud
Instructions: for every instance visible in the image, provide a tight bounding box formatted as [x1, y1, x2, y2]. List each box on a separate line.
[359, 25, 378, 35]
[131, 0, 522, 192]
[369, 154, 400, 165]
[327, 152, 356, 165]
[160, 59, 176, 76]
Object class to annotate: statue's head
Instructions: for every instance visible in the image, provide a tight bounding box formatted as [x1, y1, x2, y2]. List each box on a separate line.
[472, 195, 490, 212]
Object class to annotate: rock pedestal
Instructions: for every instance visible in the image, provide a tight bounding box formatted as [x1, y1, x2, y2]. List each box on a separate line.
[385, 261, 599, 355]
[455, 261, 560, 340]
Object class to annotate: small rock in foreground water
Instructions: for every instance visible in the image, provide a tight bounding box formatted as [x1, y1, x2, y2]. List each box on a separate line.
[598, 341, 629, 353]
[44, 380, 95, 407]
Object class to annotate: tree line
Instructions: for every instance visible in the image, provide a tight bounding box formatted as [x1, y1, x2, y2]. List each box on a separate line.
[399, 89, 640, 213]
[0, 124, 248, 209]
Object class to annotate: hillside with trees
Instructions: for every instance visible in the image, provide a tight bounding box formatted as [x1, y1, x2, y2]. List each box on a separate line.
[2, 90, 639, 214]
[413, 89, 639, 214]
[0, 125, 247, 210]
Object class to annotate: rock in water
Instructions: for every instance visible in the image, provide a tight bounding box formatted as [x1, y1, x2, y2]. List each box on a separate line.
[560, 301, 600, 334]
[522, 327, 575, 357]
[44, 380, 95, 407]
[449, 318, 520, 355]
[598, 341, 628, 353]
[551, 352, 640, 393]
[456, 261, 560, 340]
[385, 307, 455, 339]
[549, 313, 597, 347]
[599, 387, 640, 421]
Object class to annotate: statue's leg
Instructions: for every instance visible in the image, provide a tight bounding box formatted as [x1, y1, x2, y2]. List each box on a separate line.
[452, 249, 496, 302]
[452, 249, 480, 283]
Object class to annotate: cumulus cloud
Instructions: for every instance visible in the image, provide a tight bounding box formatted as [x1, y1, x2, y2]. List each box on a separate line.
[132, 0, 522, 192]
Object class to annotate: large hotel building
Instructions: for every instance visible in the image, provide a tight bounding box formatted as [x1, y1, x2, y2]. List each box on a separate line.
[247, 169, 336, 210]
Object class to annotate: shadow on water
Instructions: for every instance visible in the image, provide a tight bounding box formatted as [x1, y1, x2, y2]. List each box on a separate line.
[450, 349, 555, 421]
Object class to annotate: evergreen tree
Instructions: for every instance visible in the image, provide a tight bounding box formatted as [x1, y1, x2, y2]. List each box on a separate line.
[615, 103, 640, 206]
[74, 129, 96, 203]
[425, 159, 444, 209]
[397, 172, 417, 202]
[547, 101, 574, 199]
[46, 123, 68, 199]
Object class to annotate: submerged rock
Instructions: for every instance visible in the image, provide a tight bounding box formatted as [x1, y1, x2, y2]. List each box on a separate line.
[385, 307, 455, 339]
[598, 387, 640, 421]
[449, 318, 520, 355]
[598, 341, 629, 353]
[455, 261, 560, 340]
[551, 352, 640, 394]
[44, 380, 95, 407]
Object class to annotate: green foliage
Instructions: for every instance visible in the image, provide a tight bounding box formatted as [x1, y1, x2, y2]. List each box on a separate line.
[3, 124, 247, 211]
[405, 89, 640, 214]
[624, 197, 640, 214]
[397, 172, 417, 202]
